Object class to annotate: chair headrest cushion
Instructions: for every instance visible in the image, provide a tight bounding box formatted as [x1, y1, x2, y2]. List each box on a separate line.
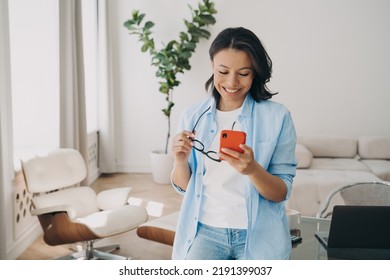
[22, 148, 87, 193]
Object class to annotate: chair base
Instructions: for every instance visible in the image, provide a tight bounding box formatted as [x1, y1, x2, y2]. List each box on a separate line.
[56, 242, 130, 260]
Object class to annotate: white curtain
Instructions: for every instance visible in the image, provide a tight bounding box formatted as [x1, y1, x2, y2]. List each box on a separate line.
[97, 0, 117, 172]
[58, 0, 89, 180]
[59, 0, 117, 175]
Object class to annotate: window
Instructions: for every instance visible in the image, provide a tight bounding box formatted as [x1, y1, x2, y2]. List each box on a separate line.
[9, 0, 60, 168]
[9, 0, 99, 170]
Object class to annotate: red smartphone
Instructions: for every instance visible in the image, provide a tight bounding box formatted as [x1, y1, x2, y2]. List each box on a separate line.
[219, 130, 246, 159]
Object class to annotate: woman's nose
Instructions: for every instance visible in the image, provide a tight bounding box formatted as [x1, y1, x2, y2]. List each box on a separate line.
[226, 74, 238, 87]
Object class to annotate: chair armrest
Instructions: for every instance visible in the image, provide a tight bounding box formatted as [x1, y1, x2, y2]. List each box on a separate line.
[96, 187, 132, 210]
[31, 204, 76, 219]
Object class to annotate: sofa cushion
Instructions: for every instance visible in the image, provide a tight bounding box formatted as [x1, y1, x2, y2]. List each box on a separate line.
[298, 135, 357, 158]
[310, 158, 371, 172]
[287, 169, 381, 217]
[358, 136, 390, 159]
[295, 143, 313, 169]
[360, 159, 390, 181]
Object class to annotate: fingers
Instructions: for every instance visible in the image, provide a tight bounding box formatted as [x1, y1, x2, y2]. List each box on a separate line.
[173, 131, 194, 146]
[219, 144, 254, 173]
[172, 131, 195, 157]
[219, 144, 248, 160]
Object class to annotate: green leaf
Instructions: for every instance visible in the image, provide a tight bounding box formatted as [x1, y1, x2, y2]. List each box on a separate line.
[183, 42, 196, 51]
[131, 10, 139, 18]
[166, 40, 178, 50]
[208, 3, 218, 14]
[162, 101, 175, 117]
[143, 21, 155, 31]
[165, 63, 174, 71]
[183, 19, 191, 29]
[198, 14, 216, 25]
[137, 13, 145, 25]
[179, 51, 192, 59]
[199, 3, 208, 13]
[168, 77, 176, 86]
[167, 101, 174, 110]
[191, 28, 211, 38]
[188, 26, 203, 38]
[141, 43, 149, 52]
[180, 32, 189, 42]
[159, 83, 169, 94]
[162, 108, 171, 117]
[123, 19, 135, 29]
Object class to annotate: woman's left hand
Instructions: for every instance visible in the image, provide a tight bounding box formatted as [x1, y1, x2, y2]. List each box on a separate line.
[220, 144, 287, 202]
[219, 144, 258, 175]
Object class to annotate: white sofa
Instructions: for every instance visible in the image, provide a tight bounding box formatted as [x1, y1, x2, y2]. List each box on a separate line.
[286, 135, 390, 217]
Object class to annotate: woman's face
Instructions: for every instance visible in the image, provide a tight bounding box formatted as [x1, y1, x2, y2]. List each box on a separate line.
[212, 48, 254, 111]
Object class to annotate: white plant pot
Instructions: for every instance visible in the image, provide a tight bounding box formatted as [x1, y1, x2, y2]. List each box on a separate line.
[150, 150, 174, 184]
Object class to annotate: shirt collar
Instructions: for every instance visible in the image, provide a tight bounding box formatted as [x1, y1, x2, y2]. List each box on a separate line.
[239, 93, 255, 119]
[206, 93, 255, 117]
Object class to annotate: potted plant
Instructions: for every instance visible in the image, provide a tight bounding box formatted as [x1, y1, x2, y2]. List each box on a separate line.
[124, 0, 217, 183]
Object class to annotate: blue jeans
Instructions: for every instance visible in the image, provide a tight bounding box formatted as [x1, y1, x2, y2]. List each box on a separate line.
[186, 222, 247, 260]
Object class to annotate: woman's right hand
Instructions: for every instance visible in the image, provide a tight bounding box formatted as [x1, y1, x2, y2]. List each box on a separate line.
[172, 130, 195, 164]
[171, 130, 194, 190]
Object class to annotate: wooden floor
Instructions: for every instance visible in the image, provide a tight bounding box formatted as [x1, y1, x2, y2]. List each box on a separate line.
[17, 173, 182, 260]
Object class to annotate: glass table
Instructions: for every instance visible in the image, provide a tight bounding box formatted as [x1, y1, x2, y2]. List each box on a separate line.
[137, 212, 332, 260]
[290, 216, 331, 260]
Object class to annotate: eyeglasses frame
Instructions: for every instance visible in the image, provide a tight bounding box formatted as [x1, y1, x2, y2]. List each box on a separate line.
[190, 106, 222, 162]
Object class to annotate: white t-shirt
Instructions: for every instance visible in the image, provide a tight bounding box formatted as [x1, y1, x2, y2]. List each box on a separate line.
[199, 108, 248, 229]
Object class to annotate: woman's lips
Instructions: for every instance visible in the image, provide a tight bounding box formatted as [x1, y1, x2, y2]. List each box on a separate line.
[224, 87, 240, 93]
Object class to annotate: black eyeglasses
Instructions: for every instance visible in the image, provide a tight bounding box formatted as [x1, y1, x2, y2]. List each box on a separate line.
[191, 106, 221, 162]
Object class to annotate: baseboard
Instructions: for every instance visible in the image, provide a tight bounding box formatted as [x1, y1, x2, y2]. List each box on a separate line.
[7, 220, 41, 259]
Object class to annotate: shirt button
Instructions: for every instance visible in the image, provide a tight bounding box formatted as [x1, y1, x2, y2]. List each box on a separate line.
[210, 129, 215, 133]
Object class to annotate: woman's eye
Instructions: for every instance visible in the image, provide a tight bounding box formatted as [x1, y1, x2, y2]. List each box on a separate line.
[217, 70, 251, 76]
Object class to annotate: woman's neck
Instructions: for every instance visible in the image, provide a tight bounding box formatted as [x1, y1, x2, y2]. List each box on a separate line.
[217, 99, 244, 112]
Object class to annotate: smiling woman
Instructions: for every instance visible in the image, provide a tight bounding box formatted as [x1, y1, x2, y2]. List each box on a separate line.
[211, 48, 254, 111]
[171, 27, 297, 260]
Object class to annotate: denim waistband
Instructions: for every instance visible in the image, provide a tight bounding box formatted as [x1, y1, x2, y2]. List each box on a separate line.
[198, 222, 247, 246]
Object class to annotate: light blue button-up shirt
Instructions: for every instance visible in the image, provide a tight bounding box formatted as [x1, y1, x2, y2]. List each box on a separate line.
[171, 94, 297, 259]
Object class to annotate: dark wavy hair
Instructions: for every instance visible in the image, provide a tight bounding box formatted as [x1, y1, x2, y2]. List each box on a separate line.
[205, 27, 277, 102]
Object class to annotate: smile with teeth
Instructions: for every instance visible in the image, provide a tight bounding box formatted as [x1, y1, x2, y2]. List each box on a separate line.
[224, 87, 240, 93]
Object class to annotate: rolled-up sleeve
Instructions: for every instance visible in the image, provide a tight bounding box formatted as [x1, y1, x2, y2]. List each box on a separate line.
[268, 111, 297, 200]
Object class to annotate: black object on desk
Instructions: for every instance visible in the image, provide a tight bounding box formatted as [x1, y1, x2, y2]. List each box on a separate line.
[291, 234, 302, 245]
[290, 228, 302, 245]
[315, 205, 390, 260]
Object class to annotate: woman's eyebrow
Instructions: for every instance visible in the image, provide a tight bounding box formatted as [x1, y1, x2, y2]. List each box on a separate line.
[218, 64, 252, 71]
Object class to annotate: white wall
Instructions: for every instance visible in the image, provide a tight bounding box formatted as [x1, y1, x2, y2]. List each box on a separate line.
[109, 0, 390, 172]
[0, 0, 13, 259]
